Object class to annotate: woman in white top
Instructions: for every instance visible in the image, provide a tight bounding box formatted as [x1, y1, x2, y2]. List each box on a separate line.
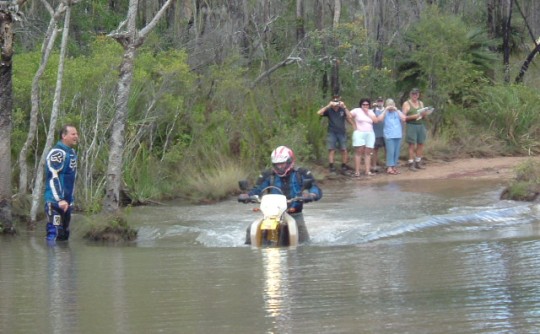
[350, 98, 385, 177]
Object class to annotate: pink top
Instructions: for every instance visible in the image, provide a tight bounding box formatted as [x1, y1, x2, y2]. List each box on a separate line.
[350, 108, 375, 132]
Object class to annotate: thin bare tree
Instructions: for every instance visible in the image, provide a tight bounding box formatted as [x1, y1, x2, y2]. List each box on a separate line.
[0, 0, 27, 233]
[18, 0, 66, 197]
[373, 0, 385, 69]
[296, 0, 305, 41]
[502, 0, 513, 83]
[332, 0, 340, 29]
[30, 0, 78, 224]
[331, 0, 341, 96]
[103, 0, 175, 213]
[514, 0, 539, 83]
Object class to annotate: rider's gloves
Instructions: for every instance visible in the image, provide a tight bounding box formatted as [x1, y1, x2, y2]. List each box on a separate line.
[301, 193, 317, 202]
[238, 193, 250, 203]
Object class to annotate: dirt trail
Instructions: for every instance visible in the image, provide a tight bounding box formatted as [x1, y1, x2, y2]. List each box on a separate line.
[318, 156, 537, 183]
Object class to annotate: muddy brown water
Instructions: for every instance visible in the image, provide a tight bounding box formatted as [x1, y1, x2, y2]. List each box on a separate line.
[2, 179, 540, 333]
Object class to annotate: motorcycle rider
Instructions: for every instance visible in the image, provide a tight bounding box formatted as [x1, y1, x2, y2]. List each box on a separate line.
[238, 146, 322, 244]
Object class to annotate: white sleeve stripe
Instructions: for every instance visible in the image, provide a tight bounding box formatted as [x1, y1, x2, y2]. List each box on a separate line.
[47, 149, 65, 202]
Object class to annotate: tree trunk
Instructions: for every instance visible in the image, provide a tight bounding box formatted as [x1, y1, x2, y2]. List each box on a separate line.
[513, 0, 539, 83]
[314, 0, 323, 31]
[333, 0, 340, 29]
[331, 59, 339, 96]
[502, 0, 513, 83]
[103, 0, 175, 213]
[103, 46, 136, 213]
[18, 1, 65, 196]
[373, 0, 385, 69]
[331, 0, 340, 96]
[30, 4, 73, 223]
[103, 0, 138, 213]
[0, 10, 14, 232]
[515, 42, 540, 84]
[296, 0, 304, 41]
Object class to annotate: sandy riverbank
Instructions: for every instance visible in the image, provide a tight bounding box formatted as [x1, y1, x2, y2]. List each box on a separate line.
[315, 156, 537, 183]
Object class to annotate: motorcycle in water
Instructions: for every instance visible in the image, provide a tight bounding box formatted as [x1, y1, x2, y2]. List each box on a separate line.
[238, 179, 313, 247]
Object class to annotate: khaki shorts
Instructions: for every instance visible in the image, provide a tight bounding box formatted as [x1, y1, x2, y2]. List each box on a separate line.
[406, 123, 427, 144]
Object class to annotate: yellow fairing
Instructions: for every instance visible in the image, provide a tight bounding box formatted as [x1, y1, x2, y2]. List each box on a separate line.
[261, 218, 280, 230]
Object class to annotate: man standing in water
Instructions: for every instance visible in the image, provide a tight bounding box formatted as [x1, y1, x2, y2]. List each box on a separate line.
[44, 125, 78, 241]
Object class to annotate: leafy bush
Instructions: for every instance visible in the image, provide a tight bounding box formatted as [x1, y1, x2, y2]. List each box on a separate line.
[83, 213, 137, 242]
[500, 158, 540, 201]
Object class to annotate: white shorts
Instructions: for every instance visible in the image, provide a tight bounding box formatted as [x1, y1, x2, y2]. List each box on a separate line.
[352, 130, 375, 148]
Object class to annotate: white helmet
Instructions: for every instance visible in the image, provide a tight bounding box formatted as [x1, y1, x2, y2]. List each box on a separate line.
[271, 146, 295, 177]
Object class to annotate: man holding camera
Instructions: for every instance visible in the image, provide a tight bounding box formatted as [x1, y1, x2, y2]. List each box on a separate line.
[317, 94, 354, 173]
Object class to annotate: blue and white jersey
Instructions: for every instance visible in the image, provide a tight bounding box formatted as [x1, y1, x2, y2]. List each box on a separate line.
[248, 168, 322, 213]
[44, 141, 78, 205]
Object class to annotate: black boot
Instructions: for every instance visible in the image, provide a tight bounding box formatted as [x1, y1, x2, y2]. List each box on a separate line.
[329, 163, 336, 173]
[341, 163, 353, 172]
[415, 161, 425, 169]
[408, 162, 418, 172]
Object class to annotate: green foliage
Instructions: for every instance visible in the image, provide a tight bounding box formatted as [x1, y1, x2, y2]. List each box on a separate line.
[472, 84, 540, 154]
[397, 7, 497, 107]
[123, 145, 174, 204]
[501, 156, 540, 202]
[504, 181, 532, 201]
[12, 52, 40, 107]
[502, 158, 540, 201]
[514, 158, 540, 183]
[349, 66, 395, 100]
[70, 2, 127, 55]
[128, 48, 196, 158]
[307, 19, 368, 65]
[427, 106, 506, 160]
[197, 55, 250, 110]
[9, 4, 540, 209]
[83, 212, 138, 242]
[302, 20, 372, 97]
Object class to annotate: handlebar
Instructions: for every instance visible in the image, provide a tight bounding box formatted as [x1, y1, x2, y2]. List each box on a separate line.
[237, 195, 260, 204]
[238, 194, 314, 204]
[289, 196, 314, 203]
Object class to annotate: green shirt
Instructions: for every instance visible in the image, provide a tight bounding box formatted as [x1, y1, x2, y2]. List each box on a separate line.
[406, 100, 425, 125]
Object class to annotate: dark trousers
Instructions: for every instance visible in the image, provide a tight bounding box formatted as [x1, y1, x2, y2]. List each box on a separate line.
[45, 203, 71, 241]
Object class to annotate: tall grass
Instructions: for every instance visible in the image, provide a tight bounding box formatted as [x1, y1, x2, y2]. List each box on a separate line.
[473, 84, 540, 154]
[182, 158, 250, 203]
[123, 146, 175, 204]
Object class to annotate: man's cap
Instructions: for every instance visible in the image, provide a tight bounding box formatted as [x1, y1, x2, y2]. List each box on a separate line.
[376, 96, 383, 101]
[410, 88, 420, 93]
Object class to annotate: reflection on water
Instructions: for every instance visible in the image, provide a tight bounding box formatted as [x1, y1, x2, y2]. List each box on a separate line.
[263, 248, 287, 320]
[262, 249, 292, 334]
[47, 242, 78, 333]
[1, 179, 540, 333]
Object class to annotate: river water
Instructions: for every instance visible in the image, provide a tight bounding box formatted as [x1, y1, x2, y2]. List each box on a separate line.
[2, 178, 540, 333]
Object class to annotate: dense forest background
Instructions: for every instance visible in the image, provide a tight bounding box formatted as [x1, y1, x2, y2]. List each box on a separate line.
[3, 0, 540, 223]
